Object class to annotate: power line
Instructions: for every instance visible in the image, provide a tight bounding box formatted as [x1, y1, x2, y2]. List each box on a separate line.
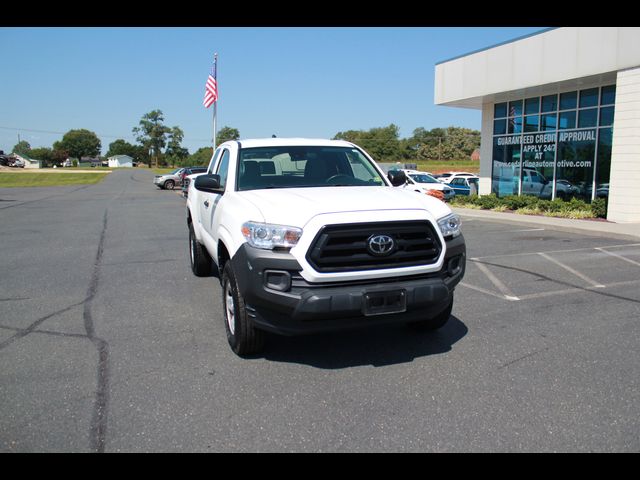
[0, 126, 211, 144]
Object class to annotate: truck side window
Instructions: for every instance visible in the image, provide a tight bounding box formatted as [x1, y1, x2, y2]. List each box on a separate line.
[217, 149, 230, 191]
[208, 147, 222, 174]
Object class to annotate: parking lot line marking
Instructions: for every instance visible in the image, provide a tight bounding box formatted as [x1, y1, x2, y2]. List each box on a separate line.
[472, 260, 520, 301]
[470, 242, 640, 261]
[458, 281, 510, 300]
[516, 278, 640, 301]
[595, 247, 640, 267]
[537, 252, 606, 289]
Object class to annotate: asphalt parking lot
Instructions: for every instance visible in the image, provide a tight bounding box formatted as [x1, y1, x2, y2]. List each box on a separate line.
[1, 169, 639, 452]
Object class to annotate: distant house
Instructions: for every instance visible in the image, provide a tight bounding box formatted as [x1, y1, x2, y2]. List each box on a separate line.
[12, 153, 42, 169]
[78, 156, 102, 168]
[107, 155, 134, 168]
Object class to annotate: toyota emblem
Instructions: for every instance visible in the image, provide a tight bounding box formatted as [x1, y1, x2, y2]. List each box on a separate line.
[367, 234, 395, 256]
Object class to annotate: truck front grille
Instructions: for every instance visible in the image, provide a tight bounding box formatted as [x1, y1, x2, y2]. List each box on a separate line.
[306, 221, 442, 273]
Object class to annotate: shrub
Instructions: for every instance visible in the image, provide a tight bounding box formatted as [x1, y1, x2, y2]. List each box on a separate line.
[591, 197, 608, 218]
[501, 195, 539, 211]
[475, 194, 501, 210]
[452, 193, 603, 219]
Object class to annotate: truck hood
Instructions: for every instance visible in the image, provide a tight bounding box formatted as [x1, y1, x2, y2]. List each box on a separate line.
[237, 186, 451, 227]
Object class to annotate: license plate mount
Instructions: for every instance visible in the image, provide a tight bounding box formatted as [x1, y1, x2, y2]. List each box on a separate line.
[362, 289, 407, 316]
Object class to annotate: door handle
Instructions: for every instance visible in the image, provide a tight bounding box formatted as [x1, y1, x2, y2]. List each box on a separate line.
[204, 199, 210, 208]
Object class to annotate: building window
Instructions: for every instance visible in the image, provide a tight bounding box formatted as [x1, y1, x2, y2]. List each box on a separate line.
[579, 88, 599, 108]
[560, 91, 577, 110]
[508, 100, 523, 116]
[493, 118, 507, 135]
[601, 85, 616, 105]
[491, 84, 615, 202]
[541, 94, 558, 112]
[559, 111, 576, 130]
[578, 108, 598, 128]
[525, 97, 540, 115]
[494, 103, 508, 118]
[600, 106, 614, 126]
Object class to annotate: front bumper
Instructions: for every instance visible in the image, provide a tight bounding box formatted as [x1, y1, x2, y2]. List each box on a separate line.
[229, 235, 466, 336]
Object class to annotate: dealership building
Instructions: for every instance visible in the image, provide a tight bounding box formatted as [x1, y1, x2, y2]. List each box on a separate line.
[435, 27, 640, 223]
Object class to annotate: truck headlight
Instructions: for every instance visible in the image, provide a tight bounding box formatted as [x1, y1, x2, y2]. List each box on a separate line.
[437, 213, 461, 239]
[241, 222, 302, 250]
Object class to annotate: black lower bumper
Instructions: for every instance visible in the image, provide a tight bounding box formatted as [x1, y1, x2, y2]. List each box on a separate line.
[230, 235, 465, 336]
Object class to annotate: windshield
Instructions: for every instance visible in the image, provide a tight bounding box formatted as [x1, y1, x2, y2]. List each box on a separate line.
[409, 173, 439, 184]
[236, 146, 386, 191]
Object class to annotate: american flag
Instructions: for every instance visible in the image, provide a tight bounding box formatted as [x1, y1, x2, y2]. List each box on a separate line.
[203, 62, 218, 108]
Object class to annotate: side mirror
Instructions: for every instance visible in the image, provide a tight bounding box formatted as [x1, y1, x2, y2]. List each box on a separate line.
[387, 170, 407, 187]
[194, 174, 224, 194]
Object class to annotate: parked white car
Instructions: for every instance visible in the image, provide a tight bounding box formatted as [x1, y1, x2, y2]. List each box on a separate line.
[399, 169, 455, 201]
[436, 172, 479, 184]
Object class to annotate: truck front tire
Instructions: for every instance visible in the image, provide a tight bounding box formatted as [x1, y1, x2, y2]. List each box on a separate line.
[222, 262, 265, 356]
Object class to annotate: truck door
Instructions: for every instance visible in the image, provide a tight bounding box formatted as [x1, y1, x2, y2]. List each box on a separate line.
[198, 148, 231, 251]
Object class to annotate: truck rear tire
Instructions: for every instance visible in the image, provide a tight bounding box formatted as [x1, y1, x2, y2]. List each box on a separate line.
[189, 223, 212, 277]
[222, 262, 265, 356]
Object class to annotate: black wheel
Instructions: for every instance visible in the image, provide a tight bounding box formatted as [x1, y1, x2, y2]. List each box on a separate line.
[189, 223, 212, 277]
[221, 262, 265, 356]
[164, 180, 175, 190]
[407, 294, 453, 331]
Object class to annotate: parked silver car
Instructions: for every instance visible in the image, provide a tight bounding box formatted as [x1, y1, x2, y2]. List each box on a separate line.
[153, 168, 187, 190]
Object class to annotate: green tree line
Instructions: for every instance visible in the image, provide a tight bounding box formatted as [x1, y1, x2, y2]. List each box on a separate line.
[333, 124, 480, 163]
[11, 112, 479, 168]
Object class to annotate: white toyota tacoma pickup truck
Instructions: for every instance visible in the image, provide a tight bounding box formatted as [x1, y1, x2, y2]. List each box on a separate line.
[186, 138, 465, 356]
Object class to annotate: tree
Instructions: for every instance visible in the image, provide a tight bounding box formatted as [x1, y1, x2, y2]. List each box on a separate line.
[217, 126, 240, 146]
[333, 124, 401, 162]
[165, 126, 189, 167]
[189, 147, 215, 166]
[408, 126, 480, 161]
[53, 129, 101, 161]
[12, 140, 31, 156]
[29, 147, 55, 166]
[133, 110, 171, 168]
[106, 139, 143, 159]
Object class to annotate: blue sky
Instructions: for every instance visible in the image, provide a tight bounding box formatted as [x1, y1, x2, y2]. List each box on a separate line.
[0, 27, 544, 156]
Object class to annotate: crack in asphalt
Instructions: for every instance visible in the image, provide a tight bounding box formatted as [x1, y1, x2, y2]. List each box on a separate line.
[84, 209, 110, 453]
[0, 301, 85, 350]
[0, 208, 112, 453]
[0, 185, 92, 210]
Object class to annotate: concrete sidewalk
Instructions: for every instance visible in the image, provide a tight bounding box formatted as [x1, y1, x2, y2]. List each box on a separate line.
[452, 206, 640, 241]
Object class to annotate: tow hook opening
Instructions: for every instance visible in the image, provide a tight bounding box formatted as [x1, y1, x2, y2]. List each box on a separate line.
[264, 270, 292, 292]
[447, 254, 464, 277]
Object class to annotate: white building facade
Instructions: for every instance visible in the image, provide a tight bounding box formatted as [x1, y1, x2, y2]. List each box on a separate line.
[107, 155, 134, 168]
[435, 27, 640, 223]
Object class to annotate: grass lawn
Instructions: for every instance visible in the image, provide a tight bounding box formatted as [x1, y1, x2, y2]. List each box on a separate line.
[415, 161, 479, 174]
[0, 171, 110, 187]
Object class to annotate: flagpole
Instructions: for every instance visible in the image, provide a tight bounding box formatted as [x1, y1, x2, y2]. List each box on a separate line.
[212, 53, 218, 151]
